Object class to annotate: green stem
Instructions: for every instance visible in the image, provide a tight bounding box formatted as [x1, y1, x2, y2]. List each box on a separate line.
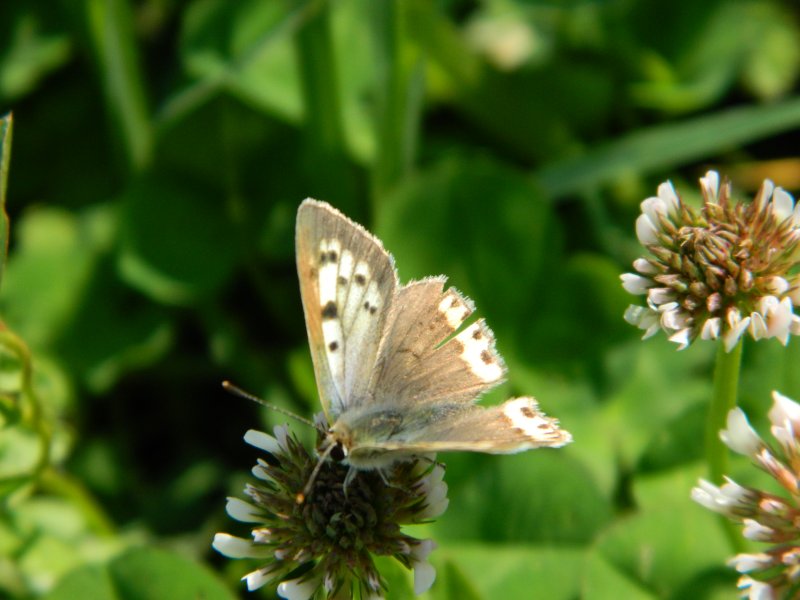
[0, 113, 11, 290]
[0, 329, 51, 480]
[706, 338, 745, 552]
[39, 469, 117, 537]
[292, 0, 357, 211]
[369, 0, 425, 207]
[82, 0, 153, 173]
[706, 339, 743, 484]
[294, 0, 345, 162]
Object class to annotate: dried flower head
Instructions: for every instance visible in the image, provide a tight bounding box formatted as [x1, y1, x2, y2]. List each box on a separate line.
[622, 171, 800, 351]
[213, 421, 448, 599]
[692, 391, 800, 599]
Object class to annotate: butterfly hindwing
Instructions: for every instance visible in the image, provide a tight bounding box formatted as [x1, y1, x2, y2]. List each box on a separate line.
[369, 278, 506, 407]
[345, 397, 570, 465]
[296, 199, 398, 419]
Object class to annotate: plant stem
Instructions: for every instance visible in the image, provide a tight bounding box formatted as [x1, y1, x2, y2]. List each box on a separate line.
[82, 0, 153, 173]
[706, 339, 743, 484]
[294, 0, 345, 164]
[0, 113, 11, 289]
[369, 0, 424, 207]
[292, 0, 357, 211]
[706, 339, 745, 552]
[40, 469, 117, 537]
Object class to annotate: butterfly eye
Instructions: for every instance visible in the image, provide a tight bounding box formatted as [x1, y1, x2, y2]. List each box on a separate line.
[330, 442, 347, 462]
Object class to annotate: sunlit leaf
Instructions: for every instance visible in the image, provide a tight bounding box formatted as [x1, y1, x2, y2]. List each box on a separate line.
[46, 546, 234, 600]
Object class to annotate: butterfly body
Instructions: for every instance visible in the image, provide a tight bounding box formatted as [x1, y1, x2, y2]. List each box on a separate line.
[296, 199, 571, 473]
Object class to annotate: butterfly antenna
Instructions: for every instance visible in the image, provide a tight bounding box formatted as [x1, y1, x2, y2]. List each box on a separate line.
[295, 441, 337, 505]
[221, 381, 314, 427]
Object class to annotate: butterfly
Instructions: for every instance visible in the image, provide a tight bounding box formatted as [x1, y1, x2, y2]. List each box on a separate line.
[296, 199, 571, 478]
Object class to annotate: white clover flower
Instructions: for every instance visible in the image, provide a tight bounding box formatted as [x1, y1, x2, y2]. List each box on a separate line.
[213, 422, 448, 598]
[623, 171, 800, 351]
[693, 392, 800, 598]
[720, 408, 763, 456]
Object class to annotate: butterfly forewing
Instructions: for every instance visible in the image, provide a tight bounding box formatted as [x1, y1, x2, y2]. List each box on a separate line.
[296, 199, 398, 419]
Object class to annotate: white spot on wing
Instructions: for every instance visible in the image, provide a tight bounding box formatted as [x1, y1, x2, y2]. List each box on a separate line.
[318, 239, 342, 304]
[354, 261, 370, 283]
[438, 291, 470, 329]
[341, 260, 372, 327]
[364, 280, 380, 313]
[322, 319, 344, 390]
[455, 322, 503, 383]
[342, 263, 381, 399]
[339, 249, 354, 281]
[502, 398, 570, 445]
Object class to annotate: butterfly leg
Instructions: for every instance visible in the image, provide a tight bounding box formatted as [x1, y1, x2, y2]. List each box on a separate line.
[343, 466, 359, 499]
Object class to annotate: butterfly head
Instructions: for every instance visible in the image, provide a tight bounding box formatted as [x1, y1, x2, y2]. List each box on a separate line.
[319, 421, 352, 464]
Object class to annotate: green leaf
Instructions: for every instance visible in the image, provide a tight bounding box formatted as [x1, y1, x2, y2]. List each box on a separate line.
[46, 546, 235, 600]
[437, 450, 611, 545]
[428, 559, 482, 600]
[630, 2, 800, 110]
[0, 204, 170, 391]
[0, 207, 108, 348]
[637, 402, 706, 473]
[7, 494, 119, 594]
[407, 0, 614, 163]
[173, 0, 377, 163]
[583, 550, 658, 600]
[590, 467, 732, 598]
[741, 2, 800, 100]
[44, 565, 116, 600]
[377, 156, 559, 356]
[600, 341, 713, 469]
[436, 544, 583, 600]
[0, 424, 40, 479]
[173, 0, 297, 125]
[118, 175, 240, 304]
[0, 6, 71, 101]
[0, 112, 11, 289]
[53, 254, 173, 393]
[375, 555, 415, 600]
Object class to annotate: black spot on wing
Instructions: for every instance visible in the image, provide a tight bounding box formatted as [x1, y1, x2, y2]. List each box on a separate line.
[354, 274, 366, 286]
[328, 341, 339, 351]
[322, 301, 338, 319]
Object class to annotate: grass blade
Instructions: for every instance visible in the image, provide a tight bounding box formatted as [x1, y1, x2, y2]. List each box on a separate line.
[0, 113, 12, 289]
[82, 0, 152, 172]
[536, 97, 800, 199]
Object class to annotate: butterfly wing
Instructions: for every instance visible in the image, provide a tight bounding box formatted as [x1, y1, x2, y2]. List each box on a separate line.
[296, 199, 398, 420]
[346, 397, 570, 464]
[369, 277, 506, 407]
[338, 278, 571, 465]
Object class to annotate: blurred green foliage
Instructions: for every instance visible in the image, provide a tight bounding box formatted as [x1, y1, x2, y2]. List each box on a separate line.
[1, 0, 800, 598]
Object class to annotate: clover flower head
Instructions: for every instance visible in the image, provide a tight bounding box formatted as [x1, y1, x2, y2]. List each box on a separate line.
[213, 422, 448, 599]
[692, 391, 800, 598]
[623, 171, 800, 351]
